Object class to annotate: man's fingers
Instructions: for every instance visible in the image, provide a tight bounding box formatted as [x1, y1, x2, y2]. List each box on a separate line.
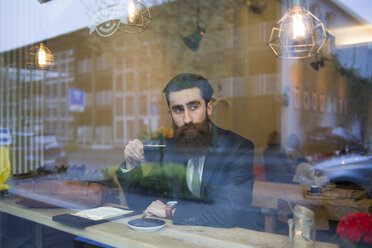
[124, 139, 145, 162]
[149, 200, 161, 207]
[133, 139, 144, 150]
[154, 200, 164, 205]
[144, 202, 166, 218]
[144, 203, 156, 216]
[144, 208, 152, 216]
[132, 139, 145, 161]
[132, 146, 145, 161]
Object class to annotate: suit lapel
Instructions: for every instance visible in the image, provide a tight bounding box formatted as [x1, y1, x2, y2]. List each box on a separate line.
[201, 150, 219, 188]
[201, 124, 223, 191]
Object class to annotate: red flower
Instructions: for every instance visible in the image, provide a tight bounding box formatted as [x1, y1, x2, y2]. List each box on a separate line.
[336, 213, 372, 244]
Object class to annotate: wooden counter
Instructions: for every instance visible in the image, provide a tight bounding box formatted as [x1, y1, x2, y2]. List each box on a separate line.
[0, 199, 337, 248]
[252, 181, 372, 220]
[252, 181, 372, 232]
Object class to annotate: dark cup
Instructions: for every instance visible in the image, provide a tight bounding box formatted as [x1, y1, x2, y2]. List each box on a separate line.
[310, 185, 321, 194]
[144, 145, 165, 163]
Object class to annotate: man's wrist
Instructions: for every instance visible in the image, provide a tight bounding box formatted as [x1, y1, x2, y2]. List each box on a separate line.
[119, 161, 139, 172]
[126, 161, 136, 170]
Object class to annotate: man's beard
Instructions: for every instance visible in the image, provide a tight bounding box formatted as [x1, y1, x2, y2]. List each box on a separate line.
[173, 118, 211, 157]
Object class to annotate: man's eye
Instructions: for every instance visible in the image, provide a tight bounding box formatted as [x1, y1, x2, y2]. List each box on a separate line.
[174, 108, 183, 113]
[190, 104, 199, 110]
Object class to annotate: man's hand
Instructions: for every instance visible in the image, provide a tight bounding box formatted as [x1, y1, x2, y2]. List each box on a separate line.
[144, 200, 167, 218]
[123, 139, 145, 170]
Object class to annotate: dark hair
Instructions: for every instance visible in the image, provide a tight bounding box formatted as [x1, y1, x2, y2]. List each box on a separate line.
[163, 73, 214, 105]
[267, 131, 281, 147]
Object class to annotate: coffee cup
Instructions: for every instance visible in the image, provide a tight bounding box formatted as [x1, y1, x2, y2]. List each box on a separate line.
[310, 185, 321, 194]
[143, 145, 165, 163]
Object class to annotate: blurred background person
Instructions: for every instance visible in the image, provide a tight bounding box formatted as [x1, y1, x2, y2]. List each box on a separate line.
[264, 131, 294, 184]
[285, 133, 308, 173]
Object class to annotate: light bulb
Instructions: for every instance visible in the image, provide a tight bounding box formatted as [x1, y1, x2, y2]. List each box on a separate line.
[25, 42, 55, 70]
[268, 4, 327, 59]
[292, 13, 306, 39]
[38, 43, 46, 67]
[127, 1, 138, 23]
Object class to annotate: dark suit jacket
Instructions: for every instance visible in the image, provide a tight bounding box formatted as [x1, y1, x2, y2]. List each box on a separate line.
[116, 123, 255, 228]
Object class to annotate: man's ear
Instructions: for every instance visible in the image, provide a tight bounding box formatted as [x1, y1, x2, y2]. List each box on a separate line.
[207, 101, 213, 117]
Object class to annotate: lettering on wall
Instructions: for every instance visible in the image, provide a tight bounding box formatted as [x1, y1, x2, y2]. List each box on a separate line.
[291, 86, 347, 115]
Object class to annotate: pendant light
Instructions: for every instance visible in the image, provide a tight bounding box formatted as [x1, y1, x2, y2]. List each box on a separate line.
[268, 0, 327, 59]
[25, 2, 55, 70]
[247, 0, 268, 13]
[25, 42, 55, 70]
[118, 0, 152, 34]
[84, 0, 152, 37]
[183, 3, 206, 51]
[183, 26, 206, 52]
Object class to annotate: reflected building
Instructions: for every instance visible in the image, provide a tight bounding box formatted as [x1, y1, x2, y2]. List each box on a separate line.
[44, 49, 75, 143]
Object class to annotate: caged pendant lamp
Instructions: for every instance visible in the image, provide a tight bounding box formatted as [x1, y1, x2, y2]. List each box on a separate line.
[118, 0, 152, 34]
[25, 42, 55, 70]
[268, 0, 327, 59]
[84, 0, 152, 37]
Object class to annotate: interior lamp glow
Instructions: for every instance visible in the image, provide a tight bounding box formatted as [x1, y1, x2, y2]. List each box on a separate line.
[84, 0, 152, 36]
[268, 5, 327, 59]
[25, 42, 55, 70]
[127, 1, 138, 24]
[38, 43, 47, 67]
[118, 0, 151, 34]
[292, 9, 308, 40]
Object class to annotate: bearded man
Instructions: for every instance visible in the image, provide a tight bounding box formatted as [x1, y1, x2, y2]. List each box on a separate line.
[116, 73, 256, 228]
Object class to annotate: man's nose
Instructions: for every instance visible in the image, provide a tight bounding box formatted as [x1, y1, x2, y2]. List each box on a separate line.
[183, 109, 192, 124]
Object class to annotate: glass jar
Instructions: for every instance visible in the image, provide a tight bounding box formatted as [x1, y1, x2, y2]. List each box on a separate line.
[290, 205, 316, 248]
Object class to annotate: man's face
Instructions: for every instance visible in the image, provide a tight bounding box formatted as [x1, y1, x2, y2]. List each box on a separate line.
[168, 87, 213, 128]
[168, 87, 213, 153]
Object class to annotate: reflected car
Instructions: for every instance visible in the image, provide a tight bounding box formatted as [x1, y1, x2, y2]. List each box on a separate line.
[312, 153, 372, 195]
[10, 132, 68, 173]
[307, 127, 366, 159]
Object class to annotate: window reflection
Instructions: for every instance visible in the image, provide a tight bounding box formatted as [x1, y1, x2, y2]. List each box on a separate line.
[0, 0, 372, 247]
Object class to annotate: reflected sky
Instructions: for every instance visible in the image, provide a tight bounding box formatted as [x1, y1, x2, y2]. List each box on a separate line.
[0, 0, 371, 52]
[335, 0, 372, 24]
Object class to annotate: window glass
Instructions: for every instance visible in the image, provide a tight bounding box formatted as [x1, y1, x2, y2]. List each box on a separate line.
[1, 0, 372, 247]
